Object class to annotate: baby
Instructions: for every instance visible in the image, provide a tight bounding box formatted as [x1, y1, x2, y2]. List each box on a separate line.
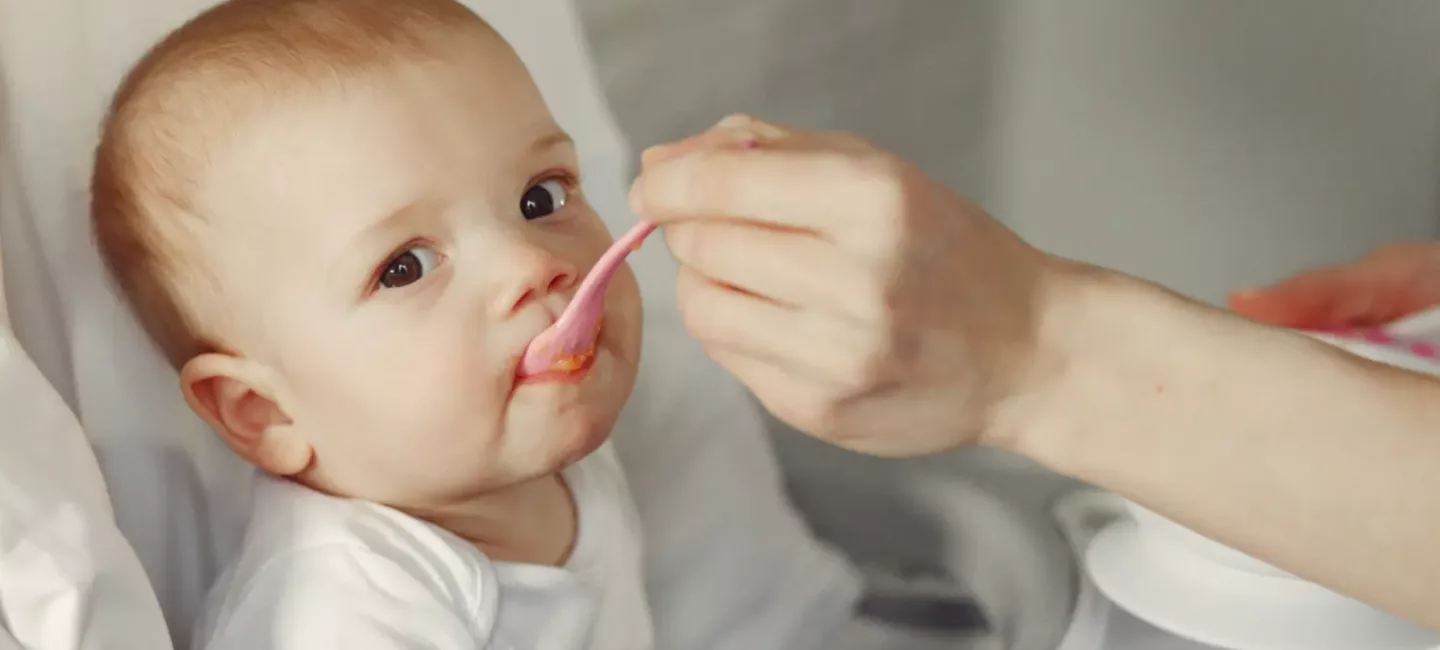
[90, 0, 651, 648]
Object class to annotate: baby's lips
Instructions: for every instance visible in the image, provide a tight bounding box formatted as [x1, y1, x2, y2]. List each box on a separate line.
[517, 346, 596, 380]
[518, 338, 557, 376]
[549, 350, 595, 373]
[516, 314, 604, 376]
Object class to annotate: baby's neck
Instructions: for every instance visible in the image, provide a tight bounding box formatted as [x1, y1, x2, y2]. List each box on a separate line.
[407, 473, 577, 566]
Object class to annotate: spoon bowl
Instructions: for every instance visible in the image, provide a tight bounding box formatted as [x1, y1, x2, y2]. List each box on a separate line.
[518, 222, 656, 376]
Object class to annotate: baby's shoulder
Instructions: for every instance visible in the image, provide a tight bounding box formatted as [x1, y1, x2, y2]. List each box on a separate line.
[193, 477, 499, 650]
[243, 475, 487, 573]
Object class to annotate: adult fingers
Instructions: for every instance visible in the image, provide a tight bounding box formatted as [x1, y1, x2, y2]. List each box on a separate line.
[630, 136, 899, 239]
[703, 348, 962, 458]
[639, 126, 759, 170]
[674, 265, 892, 390]
[664, 218, 876, 320]
[702, 346, 848, 441]
[640, 114, 791, 169]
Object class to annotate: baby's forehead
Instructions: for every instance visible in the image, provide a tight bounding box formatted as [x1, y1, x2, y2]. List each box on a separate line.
[176, 49, 561, 280]
[190, 50, 552, 219]
[132, 13, 530, 233]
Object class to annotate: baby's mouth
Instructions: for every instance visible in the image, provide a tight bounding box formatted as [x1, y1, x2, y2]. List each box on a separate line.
[515, 348, 596, 385]
[518, 314, 603, 379]
[515, 317, 603, 385]
[548, 349, 595, 373]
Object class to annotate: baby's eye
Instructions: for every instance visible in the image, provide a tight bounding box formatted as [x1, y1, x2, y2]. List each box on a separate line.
[378, 245, 440, 290]
[520, 178, 569, 220]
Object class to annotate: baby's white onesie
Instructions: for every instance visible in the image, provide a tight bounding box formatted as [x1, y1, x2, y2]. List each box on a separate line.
[192, 442, 653, 650]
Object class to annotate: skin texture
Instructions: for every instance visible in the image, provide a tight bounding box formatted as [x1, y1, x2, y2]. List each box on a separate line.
[172, 30, 641, 566]
[631, 114, 1440, 630]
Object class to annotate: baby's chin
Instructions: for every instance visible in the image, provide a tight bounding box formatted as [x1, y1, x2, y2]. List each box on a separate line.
[503, 397, 621, 469]
[517, 401, 620, 471]
[499, 344, 635, 469]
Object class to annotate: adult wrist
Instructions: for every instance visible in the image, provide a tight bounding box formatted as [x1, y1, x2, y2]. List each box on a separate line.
[984, 258, 1221, 472]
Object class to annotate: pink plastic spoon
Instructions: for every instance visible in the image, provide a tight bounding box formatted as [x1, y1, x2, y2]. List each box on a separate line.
[518, 222, 657, 376]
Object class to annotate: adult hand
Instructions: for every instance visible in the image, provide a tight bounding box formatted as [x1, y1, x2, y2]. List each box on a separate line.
[1228, 241, 1440, 328]
[629, 115, 1063, 457]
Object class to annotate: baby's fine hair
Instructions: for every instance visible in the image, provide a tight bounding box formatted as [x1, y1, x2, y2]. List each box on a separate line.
[91, 0, 493, 368]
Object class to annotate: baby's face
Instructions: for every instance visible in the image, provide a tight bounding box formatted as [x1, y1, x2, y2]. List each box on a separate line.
[189, 35, 641, 508]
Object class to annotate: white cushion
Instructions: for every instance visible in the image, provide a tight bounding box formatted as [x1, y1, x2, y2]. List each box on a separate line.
[0, 281, 171, 650]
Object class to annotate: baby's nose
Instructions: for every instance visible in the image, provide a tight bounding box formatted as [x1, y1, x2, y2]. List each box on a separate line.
[492, 243, 577, 318]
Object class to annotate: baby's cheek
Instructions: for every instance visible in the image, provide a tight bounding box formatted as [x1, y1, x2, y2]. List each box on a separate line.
[309, 341, 471, 425]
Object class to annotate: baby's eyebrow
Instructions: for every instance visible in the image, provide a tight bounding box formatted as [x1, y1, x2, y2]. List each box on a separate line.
[330, 197, 437, 284]
[530, 131, 574, 156]
[361, 198, 435, 240]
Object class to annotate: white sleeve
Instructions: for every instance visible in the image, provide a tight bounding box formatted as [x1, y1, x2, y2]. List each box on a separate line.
[199, 547, 488, 650]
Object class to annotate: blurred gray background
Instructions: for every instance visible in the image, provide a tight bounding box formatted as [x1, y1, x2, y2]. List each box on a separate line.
[580, 0, 1440, 303]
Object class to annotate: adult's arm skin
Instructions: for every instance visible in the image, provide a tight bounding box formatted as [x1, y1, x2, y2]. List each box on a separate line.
[630, 115, 1440, 630]
[1026, 265, 1440, 631]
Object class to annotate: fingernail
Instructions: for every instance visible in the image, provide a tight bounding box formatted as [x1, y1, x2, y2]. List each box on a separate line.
[715, 113, 752, 129]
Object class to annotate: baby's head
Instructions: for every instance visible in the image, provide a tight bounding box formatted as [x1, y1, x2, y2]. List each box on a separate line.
[91, 0, 641, 511]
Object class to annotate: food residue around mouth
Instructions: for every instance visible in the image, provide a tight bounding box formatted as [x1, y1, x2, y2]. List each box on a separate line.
[550, 350, 594, 373]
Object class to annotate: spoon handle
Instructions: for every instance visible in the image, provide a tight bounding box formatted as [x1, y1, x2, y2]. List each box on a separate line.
[554, 222, 657, 330]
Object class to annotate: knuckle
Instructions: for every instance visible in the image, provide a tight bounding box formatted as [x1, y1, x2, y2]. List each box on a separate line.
[857, 337, 898, 387]
[657, 148, 739, 210]
[831, 327, 896, 393]
[840, 354, 890, 393]
[685, 150, 729, 200]
[849, 159, 913, 255]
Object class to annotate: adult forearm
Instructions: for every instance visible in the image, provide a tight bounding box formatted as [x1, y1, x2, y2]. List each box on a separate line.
[1009, 263, 1440, 629]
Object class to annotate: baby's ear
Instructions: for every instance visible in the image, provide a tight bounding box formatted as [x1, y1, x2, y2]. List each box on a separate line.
[180, 353, 312, 477]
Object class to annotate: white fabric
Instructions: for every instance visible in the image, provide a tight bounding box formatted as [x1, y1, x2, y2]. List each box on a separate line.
[0, 299, 170, 650]
[0, 1, 861, 649]
[1, 70, 173, 648]
[196, 444, 652, 650]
